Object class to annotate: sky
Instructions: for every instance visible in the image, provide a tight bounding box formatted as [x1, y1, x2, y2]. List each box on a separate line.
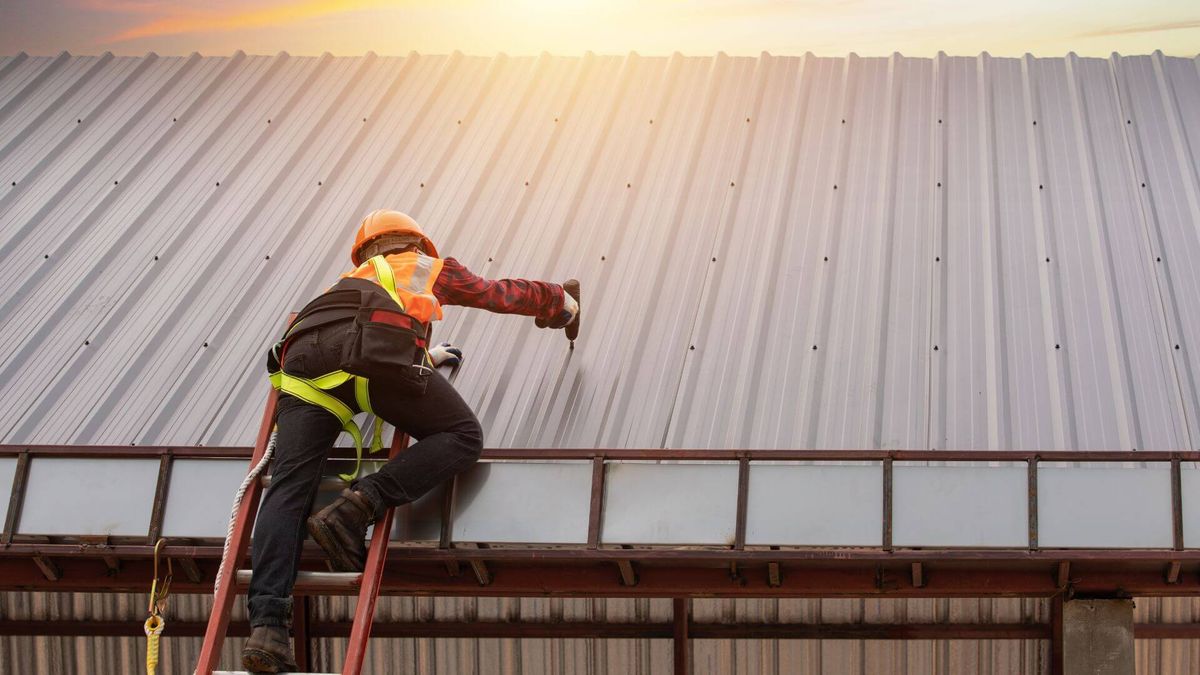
[1, 0, 1197, 58]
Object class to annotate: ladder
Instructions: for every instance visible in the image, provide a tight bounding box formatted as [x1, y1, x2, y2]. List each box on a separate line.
[196, 386, 406, 674]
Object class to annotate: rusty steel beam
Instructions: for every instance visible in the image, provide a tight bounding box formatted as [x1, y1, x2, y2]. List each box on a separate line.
[10, 542, 1200, 564]
[1050, 595, 1064, 675]
[7, 445, 1200, 463]
[586, 456, 605, 549]
[0, 619, 1075, 640]
[32, 556, 61, 581]
[2, 451, 30, 545]
[7, 556, 1200, 599]
[23, 618, 1200, 641]
[674, 598, 690, 675]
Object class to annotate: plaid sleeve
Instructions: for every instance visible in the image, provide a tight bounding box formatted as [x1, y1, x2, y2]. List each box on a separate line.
[433, 257, 564, 319]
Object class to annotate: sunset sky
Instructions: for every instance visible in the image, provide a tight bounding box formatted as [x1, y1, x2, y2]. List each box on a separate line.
[2, 0, 1198, 58]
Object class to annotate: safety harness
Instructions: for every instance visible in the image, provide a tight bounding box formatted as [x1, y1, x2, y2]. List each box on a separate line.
[267, 256, 406, 481]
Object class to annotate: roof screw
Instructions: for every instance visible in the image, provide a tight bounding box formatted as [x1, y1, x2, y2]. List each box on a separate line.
[1156, 257, 1161, 262]
[690, 345, 696, 350]
[317, 181, 322, 186]
[84, 340, 89, 346]
[824, 256, 829, 261]
[114, 180, 118, 185]
[1045, 257, 1050, 262]
[77, 119, 82, 124]
[154, 256, 159, 261]
[524, 181, 529, 186]
[730, 181, 735, 187]
[216, 181, 220, 186]
[1127, 120, 1131, 124]
[457, 120, 462, 125]
[937, 119, 942, 124]
[937, 182, 942, 187]
[265, 255, 271, 260]
[841, 119, 845, 124]
[420, 183, 425, 188]
[172, 118, 177, 122]
[745, 117, 751, 123]
[711, 257, 717, 262]
[601, 255, 606, 261]
[203, 342, 208, 348]
[933, 345, 939, 351]
[649, 119, 653, 124]
[833, 185, 838, 190]
[43, 254, 49, 259]
[1039, 184, 1043, 190]
[1141, 182, 1146, 188]
[626, 183, 631, 188]
[936, 256, 941, 262]
[554, 117, 559, 122]
[812, 345, 818, 350]
[1033, 120, 1037, 126]
[1055, 344, 1061, 350]
[1175, 345, 1181, 350]
[362, 117, 367, 122]
[487, 257, 493, 262]
[267, 119, 271, 124]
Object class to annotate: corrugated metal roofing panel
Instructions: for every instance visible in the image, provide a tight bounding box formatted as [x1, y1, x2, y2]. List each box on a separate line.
[6, 52, 1193, 451]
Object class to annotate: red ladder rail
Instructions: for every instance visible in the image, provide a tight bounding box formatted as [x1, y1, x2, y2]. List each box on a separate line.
[342, 433, 408, 674]
[196, 386, 279, 673]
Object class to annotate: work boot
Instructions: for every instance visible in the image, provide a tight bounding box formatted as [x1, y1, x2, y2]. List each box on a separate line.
[307, 489, 377, 572]
[242, 625, 298, 673]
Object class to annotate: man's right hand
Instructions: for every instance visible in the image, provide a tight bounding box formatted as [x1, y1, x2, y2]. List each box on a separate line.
[536, 281, 580, 330]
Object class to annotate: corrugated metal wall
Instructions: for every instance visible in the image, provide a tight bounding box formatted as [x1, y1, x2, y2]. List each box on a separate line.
[2, 49, 1200, 673]
[1, 50, 1198, 451]
[5, 591, 1200, 674]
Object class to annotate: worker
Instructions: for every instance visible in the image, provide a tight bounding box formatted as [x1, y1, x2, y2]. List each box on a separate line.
[242, 210, 579, 672]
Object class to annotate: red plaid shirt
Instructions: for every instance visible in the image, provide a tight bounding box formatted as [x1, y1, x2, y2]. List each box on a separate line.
[433, 257, 564, 320]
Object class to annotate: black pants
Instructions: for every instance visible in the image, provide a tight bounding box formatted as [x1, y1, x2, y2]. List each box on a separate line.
[247, 321, 483, 627]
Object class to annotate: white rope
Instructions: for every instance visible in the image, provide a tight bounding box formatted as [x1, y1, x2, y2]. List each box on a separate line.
[213, 430, 277, 598]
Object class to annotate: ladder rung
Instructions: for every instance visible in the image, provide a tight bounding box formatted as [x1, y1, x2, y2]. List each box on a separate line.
[261, 475, 349, 491]
[236, 569, 362, 591]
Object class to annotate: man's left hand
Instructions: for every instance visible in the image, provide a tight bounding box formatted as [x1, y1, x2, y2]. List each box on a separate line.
[429, 342, 463, 368]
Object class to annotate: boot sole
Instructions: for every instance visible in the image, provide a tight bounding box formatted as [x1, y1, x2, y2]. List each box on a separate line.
[306, 516, 364, 573]
[242, 648, 297, 673]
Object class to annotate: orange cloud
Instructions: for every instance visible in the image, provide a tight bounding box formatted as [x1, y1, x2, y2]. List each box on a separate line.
[103, 0, 411, 43]
[1077, 18, 1200, 38]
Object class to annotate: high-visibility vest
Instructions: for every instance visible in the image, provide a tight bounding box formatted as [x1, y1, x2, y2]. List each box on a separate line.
[340, 251, 445, 327]
[268, 254, 442, 480]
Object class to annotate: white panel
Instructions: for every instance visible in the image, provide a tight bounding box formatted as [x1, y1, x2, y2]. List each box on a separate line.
[745, 463, 881, 546]
[452, 461, 591, 544]
[18, 458, 158, 536]
[161, 459, 247, 538]
[601, 463, 737, 545]
[1181, 467, 1200, 548]
[1039, 466, 1173, 548]
[893, 464, 1028, 547]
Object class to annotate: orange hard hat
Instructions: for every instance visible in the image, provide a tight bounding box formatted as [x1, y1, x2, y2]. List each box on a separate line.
[351, 209, 439, 265]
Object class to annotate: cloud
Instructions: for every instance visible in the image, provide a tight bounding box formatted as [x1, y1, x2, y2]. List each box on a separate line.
[1077, 18, 1200, 38]
[101, 0, 415, 43]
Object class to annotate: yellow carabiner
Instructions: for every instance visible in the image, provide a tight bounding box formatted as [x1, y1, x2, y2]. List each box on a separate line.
[144, 539, 172, 674]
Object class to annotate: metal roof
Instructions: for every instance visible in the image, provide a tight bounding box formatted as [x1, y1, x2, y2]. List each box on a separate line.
[1, 50, 1198, 451]
[3, 49, 1200, 674]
